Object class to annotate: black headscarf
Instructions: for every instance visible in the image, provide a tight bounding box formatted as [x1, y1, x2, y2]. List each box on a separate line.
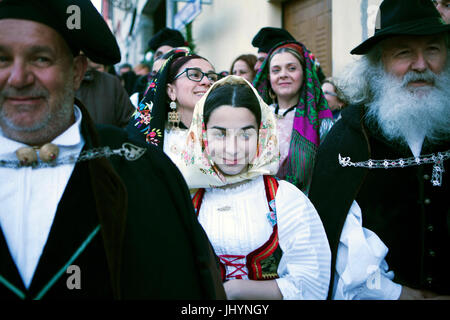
[126, 50, 208, 149]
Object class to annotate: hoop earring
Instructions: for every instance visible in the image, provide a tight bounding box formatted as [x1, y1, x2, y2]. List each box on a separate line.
[168, 100, 180, 129]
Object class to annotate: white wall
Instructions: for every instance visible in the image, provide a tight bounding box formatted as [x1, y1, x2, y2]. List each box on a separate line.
[183, 0, 282, 72]
[331, 0, 382, 77]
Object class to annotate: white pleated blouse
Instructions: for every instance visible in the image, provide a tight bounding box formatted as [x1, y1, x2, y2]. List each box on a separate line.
[198, 176, 331, 300]
[163, 127, 188, 168]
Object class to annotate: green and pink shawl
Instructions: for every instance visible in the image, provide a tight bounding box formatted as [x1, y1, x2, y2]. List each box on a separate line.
[253, 40, 333, 194]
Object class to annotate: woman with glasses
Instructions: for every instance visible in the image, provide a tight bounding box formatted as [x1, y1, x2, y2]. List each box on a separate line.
[127, 50, 218, 171]
[253, 41, 333, 195]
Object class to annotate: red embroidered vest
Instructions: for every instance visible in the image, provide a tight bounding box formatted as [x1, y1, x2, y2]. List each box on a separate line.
[192, 175, 282, 281]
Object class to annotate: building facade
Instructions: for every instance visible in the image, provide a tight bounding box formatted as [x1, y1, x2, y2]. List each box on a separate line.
[103, 0, 382, 77]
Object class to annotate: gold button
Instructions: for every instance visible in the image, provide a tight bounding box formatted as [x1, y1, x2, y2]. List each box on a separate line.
[16, 147, 38, 165]
[427, 225, 434, 232]
[39, 143, 59, 162]
[424, 198, 431, 205]
[429, 250, 436, 257]
[423, 174, 430, 180]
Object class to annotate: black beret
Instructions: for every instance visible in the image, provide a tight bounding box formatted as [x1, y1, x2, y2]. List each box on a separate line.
[0, 0, 121, 65]
[252, 27, 296, 53]
[148, 27, 186, 52]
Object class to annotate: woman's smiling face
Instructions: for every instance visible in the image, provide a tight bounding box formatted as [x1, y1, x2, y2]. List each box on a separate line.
[167, 58, 215, 112]
[269, 51, 304, 101]
[206, 105, 258, 176]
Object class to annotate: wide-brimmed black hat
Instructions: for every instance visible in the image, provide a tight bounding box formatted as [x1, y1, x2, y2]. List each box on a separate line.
[351, 0, 450, 55]
[0, 0, 121, 64]
[252, 27, 296, 53]
[148, 28, 186, 52]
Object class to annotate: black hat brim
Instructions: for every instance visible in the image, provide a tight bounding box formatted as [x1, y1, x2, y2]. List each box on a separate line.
[0, 0, 121, 65]
[351, 18, 450, 55]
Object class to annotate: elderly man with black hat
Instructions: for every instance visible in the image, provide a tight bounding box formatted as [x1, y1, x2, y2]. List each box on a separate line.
[0, 0, 224, 300]
[309, 0, 450, 300]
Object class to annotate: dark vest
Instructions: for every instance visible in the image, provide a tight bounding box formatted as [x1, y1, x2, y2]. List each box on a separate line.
[309, 104, 450, 297]
[0, 161, 113, 299]
[357, 131, 450, 294]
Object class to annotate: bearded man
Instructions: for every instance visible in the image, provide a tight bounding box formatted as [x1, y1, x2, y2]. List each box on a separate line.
[309, 0, 450, 300]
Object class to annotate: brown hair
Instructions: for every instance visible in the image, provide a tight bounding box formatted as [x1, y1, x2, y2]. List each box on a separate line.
[229, 54, 257, 79]
[269, 47, 305, 70]
[322, 77, 348, 106]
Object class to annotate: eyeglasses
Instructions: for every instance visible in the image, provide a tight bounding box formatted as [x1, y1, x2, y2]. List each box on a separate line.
[174, 68, 219, 83]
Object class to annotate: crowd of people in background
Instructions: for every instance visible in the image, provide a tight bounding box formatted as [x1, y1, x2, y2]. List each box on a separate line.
[0, 0, 449, 301]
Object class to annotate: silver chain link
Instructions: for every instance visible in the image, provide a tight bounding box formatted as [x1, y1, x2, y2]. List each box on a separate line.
[338, 150, 450, 187]
[0, 143, 146, 169]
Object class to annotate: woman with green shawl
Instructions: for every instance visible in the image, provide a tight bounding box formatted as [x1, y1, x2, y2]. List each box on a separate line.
[253, 40, 333, 194]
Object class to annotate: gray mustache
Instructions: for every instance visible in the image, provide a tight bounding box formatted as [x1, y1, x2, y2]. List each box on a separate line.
[0, 87, 49, 99]
[402, 70, 436, 86]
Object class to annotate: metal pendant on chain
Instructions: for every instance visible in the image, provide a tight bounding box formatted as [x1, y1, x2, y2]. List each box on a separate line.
[1, 143, 147, 169]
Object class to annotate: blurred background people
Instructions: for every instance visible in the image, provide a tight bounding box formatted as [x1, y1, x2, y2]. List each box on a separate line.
[432, 0, 450, 23]
[133, 63, 151, 76]
[251, 27, 295, 72]
[321, 77, 348, 121]
[128, 28, 189, 109]
[118, 63, 133, 75]
[76, 58, 135, 128]
[130, 47, 191, 108]
[230, 54, 257, 83]
[120, 69, 138, 97]
[148, 27, 187, 61]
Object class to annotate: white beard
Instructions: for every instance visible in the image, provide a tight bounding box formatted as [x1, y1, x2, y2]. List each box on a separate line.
[365, 62, 450, 147]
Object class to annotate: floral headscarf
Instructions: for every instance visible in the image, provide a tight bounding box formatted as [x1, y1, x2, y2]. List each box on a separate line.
[253, 40, 333, 194]
[180, 75, 280, 189]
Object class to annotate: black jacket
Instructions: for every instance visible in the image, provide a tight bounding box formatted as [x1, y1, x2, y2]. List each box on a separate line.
[309, 104, 450, 298]
[0, 101, 225, 300]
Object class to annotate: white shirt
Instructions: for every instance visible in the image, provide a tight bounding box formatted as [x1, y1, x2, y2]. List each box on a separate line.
[130, 92, 139, 109]
[0, 106, 85, 288]
[198, 176, 331, 300]
[333, 140, 426, 300]
[333, 201, 402, 300]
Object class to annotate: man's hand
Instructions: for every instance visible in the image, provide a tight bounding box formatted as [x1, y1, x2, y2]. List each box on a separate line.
[399, 286, 450, 300]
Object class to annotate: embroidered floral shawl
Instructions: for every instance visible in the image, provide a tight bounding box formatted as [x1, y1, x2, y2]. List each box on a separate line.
[181, 75, 280, 189]
[130, 48, 191, 148]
